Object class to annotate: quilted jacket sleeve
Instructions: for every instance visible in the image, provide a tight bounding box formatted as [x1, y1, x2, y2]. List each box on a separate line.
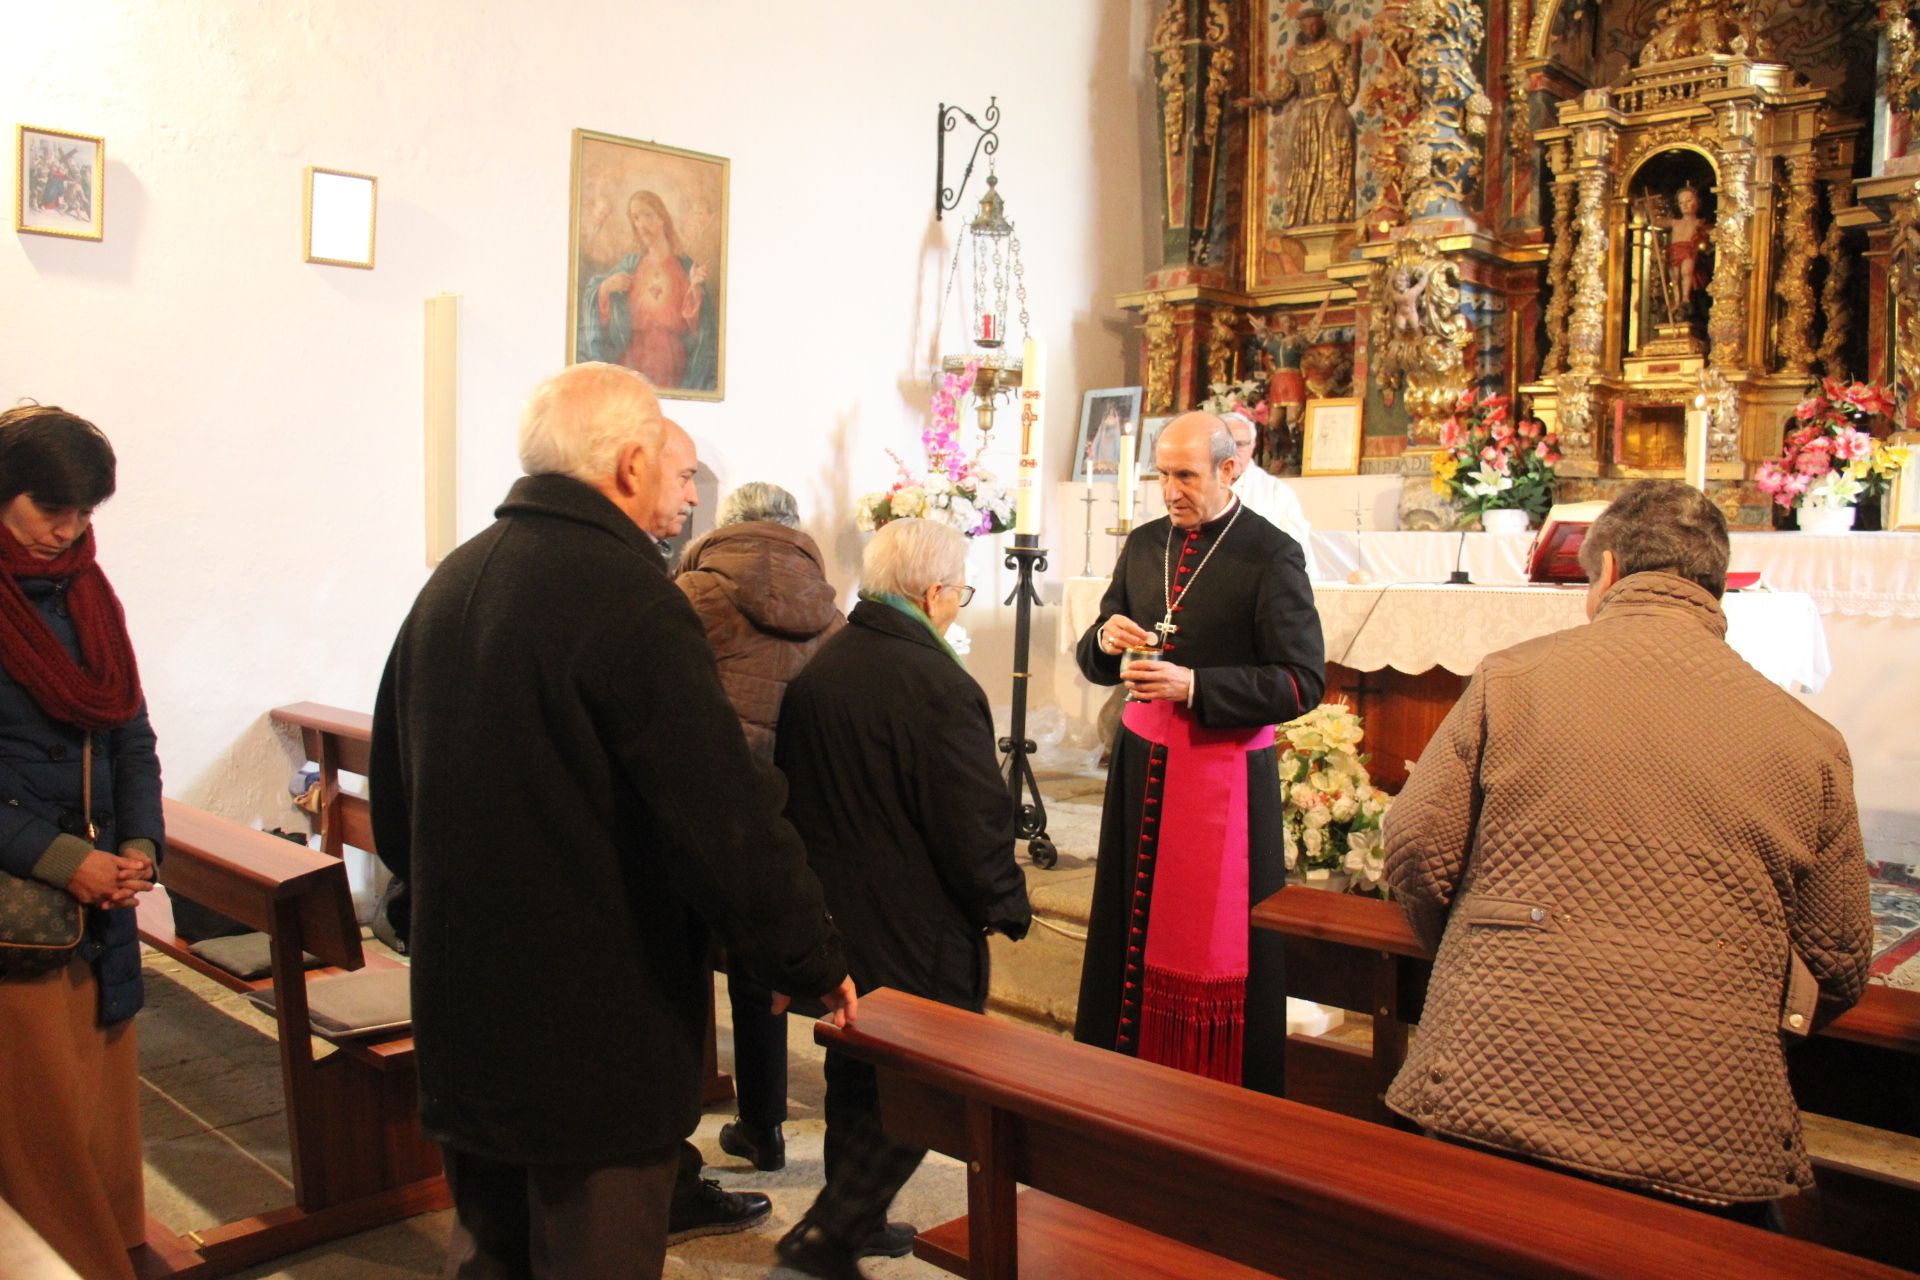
[1382, 671, 1488, 955]
[1796, 745, 1873, 1030]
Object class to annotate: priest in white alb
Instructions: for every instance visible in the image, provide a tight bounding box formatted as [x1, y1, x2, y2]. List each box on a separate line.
[1073, 413, 1325, 1094]
[1223, 410, 1318, 580]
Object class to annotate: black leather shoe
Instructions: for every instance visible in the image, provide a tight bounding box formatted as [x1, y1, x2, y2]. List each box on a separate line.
[718, 1118, 786, 1172]
[666, 1178, 770, 1243]
[777, 1222, 867, 1279]
[855, 1220, 916, 1259]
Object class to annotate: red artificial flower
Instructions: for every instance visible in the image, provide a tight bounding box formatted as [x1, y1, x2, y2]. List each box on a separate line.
[1440, 416, 1463, 448]
[1794, 396, 1829, 421]
[1846, 383, 1896, 417]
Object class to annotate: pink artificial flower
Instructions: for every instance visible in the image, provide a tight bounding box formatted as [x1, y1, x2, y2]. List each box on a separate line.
[1835, 429, 1875, 462]
[1794, 396, 1829, 422]
[1847, 383, 1896, 417]
[1480, 445, 1509, 471]
[1536, 442, 1561, 465]
[1793, 446, 1833, 476]
[1252, 402, 1271, 426]
[1439, 417, 1464, 448]
[1517, 416, 1542, 440]
[1754, 461, 1786, 494]
[1490, 417, 1515, 443]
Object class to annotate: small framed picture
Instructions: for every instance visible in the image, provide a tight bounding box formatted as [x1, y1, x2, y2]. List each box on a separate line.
[1889, 432, 1920, 531]
[1301, 397, 1364, 476]
[1072, 387, 1145, 481]
[304, 167, 378, 268]
[16, 126, 104, 241]
[1139, 415, 1173, 477]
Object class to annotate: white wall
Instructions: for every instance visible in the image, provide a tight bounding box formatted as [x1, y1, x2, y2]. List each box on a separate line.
[2, 1, 1150, 825]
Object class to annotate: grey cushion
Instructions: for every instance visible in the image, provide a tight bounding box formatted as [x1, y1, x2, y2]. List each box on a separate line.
[247, 966, 412, 1040]
[189, 932, 323, 981]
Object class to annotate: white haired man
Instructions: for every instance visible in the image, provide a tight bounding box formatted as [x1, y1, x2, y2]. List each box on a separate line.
[774, 518, 1033, 1279]
[371, 362, 856, 1278]
[1224, 410, 1318, 580]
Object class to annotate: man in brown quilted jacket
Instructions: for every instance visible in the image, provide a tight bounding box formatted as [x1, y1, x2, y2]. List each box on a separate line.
[1383, 480, 1872, 1225]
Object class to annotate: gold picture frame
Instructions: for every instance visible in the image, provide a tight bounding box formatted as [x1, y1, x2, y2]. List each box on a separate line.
[1889, 432, 1920, 531]
[1301, 397, 1364, 475]
[16, 125, 104, 241]
[568, 128, 728, 401]
[303, 167, 378, 269]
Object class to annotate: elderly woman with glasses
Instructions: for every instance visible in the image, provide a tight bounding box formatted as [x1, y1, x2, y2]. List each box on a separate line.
[773, 518, 1032, 1279]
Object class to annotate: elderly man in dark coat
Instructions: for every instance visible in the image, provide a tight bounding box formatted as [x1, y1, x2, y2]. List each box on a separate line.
[773, 517, 1033, 1280]
[370, 362, 855, 1280]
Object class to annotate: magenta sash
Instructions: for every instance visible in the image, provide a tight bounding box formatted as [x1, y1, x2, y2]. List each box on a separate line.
[1118, 699, 1275, 1083]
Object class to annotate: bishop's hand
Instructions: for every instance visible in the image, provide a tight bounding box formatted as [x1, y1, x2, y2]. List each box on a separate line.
[1098, 614, 1157, 656]
[1120, 660, 1192, 703]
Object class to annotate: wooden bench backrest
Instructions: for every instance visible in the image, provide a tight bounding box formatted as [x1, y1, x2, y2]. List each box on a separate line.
[270, 702, 375, 858]
[157, 797, 362, 971]
[820, 989, 1908, 1280]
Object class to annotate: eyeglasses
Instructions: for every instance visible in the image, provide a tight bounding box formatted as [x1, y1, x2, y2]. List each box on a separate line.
[943, 584, 977, 606]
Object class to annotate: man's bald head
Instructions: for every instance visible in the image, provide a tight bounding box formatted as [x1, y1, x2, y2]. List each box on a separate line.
[1155, 412, 1240, 528]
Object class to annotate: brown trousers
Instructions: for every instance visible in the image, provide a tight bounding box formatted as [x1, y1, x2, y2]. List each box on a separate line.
[441, 1143, 679, 1279]
[0, 957, 144, 1280]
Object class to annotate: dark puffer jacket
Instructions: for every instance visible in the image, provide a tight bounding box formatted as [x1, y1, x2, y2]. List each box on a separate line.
[0, 577, 164, 1024]
[675, 522, 844, 762]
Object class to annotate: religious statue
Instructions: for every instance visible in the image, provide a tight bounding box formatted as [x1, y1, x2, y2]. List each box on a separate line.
[1250, 7, 1360, 227]
[1367, 238, 1472, 437]
[1661, 183, 1714, 320]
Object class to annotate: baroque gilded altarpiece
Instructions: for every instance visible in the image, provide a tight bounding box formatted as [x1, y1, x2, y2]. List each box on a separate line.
[1121, 0, 1902, 522]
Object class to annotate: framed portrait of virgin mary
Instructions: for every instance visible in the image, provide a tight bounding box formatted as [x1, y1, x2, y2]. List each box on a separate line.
[568, 129, 728, 401]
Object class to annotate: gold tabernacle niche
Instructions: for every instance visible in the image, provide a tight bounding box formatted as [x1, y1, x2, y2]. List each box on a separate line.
[1524, 0, 1862, 482]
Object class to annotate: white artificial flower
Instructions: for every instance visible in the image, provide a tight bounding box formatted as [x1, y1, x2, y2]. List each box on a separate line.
[1305, 806, 1333, 830]
[854, 493, 885, 533]
[1331, 794, 1358, 823]
[1289, 783, 1315, 809]
[946, 621, 972, 655]
[1303, 825, 1325, 856]
[890, 485, 927, 518]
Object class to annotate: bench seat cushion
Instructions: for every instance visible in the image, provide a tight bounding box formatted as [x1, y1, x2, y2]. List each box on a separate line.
[248, 966, 412, 1040]
[189, 933, 324, 981]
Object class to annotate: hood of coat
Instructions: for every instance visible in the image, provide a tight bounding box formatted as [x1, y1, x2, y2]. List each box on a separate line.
[677, 522, 841, 640]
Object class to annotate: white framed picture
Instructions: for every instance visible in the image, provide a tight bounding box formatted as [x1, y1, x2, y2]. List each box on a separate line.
[1301, 397, 1364, 476]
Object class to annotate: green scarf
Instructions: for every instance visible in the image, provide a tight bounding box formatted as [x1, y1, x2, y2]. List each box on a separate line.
[862, 590, 962, 664]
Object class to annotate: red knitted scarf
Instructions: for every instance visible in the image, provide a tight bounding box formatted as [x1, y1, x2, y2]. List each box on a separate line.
[0, 528, 141, 729]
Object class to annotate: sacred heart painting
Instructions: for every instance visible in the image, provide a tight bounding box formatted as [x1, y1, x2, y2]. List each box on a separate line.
[568, 128, 728, 401]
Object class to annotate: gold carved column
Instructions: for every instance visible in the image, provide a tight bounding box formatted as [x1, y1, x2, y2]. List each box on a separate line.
[1556, 125, 1611, 463]
[1707, 104, 1756, 374]
[1818, 178, 1852, 380]
[1541, 138, 1575, 379]
[1774, 152, 1819, 378]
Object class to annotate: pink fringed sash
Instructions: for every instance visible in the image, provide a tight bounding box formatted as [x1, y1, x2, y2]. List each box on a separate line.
[1118, 699, 1274, 1084]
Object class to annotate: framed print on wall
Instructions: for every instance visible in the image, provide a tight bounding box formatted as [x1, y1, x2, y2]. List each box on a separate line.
[1889, 432, 1920, 531]
[1301, 397, 1364, 476]
[16, 125, 103, 241]
[304, 167, 378, 268]
[1072, 387, 1144, 481]
[568, 128, 728, 401]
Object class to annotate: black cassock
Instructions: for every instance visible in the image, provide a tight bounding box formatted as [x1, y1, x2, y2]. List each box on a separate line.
[1072, 499, 1324, 1094]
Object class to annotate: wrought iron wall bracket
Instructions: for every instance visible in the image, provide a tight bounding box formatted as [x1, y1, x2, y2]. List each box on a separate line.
[937, 98, 1001, 220]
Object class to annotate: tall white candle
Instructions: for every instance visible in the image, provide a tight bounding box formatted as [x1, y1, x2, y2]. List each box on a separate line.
[1117, 420, 1138, 527]
[1015, 336, 1047, 535]
[1684, 398, 1709, 491]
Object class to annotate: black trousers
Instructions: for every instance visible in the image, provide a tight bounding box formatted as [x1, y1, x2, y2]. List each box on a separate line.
[800, 1046, 927, 1246]
[726, 965, 789, 1132]
[440, 1143, 679, 1279]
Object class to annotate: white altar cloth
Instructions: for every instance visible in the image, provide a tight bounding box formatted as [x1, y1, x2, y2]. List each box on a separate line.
[1311, 529, 1920, 619]
[1314, 583, 1830, 693]
[1062, 575, 1828, 692]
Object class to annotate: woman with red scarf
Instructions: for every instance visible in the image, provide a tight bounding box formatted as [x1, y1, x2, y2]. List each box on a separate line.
[0, 405, 162, 1280]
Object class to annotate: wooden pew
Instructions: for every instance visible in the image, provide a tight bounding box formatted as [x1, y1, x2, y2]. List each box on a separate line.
[136, 799, 446, 1277]
[268, 699, 737, 1107]
[819, 988, 1909, 1279]
[1253, 885, 1920, 1266]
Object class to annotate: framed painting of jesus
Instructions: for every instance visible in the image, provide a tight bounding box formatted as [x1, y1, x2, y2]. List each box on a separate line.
[568, 128, 728, 401]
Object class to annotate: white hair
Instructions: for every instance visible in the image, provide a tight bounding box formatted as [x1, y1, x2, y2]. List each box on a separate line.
[517, 362, 663, 481]
[716, 481, 801, 528]
[862, 518, 967, 600]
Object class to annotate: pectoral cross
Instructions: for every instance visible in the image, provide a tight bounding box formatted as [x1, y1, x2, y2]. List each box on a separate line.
[1154, 615, 1179, 645]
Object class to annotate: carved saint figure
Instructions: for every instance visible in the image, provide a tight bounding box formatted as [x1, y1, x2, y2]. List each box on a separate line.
[1663, 184, 1713, 314]
[1255, 7, 1360, 228]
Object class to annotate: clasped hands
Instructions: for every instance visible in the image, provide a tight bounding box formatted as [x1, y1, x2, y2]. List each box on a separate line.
[66, 846, 155, 909]
[770, 974, 860, 1029]
[1099, 615, 1192, 703]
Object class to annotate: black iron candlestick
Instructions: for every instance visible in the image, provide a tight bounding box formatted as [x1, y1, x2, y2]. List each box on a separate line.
[1001, 533, 1056, 869]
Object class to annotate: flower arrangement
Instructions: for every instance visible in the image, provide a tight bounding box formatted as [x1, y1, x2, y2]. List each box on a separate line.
[854, 360, 1013, 537]
[1755, 380, 1907, 514]
[1430, 390, 1561, 526]
[1200, 376, 1271, 428]
[1278, 703, 1394, 896]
